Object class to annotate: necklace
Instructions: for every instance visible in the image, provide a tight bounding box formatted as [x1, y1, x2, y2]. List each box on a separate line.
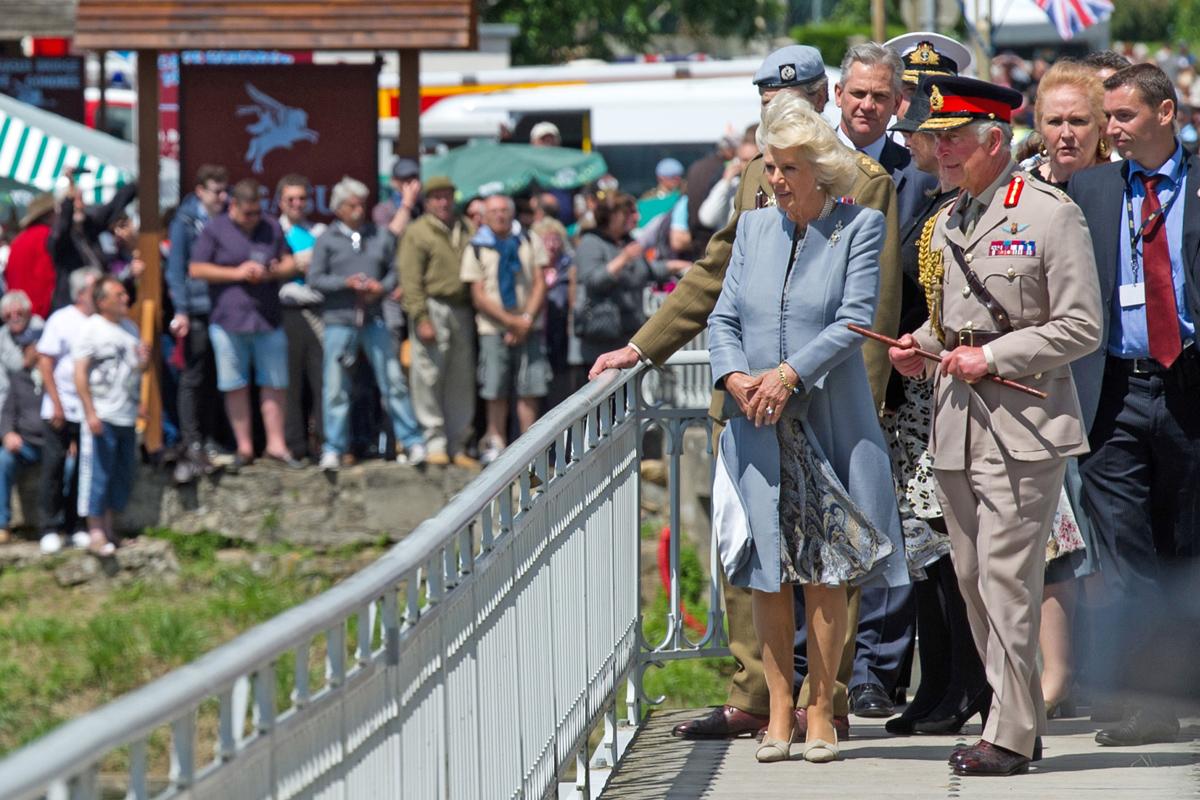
[816, 194, 836, 220]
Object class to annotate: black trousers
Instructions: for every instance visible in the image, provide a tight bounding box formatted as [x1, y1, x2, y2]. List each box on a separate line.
[852, 584, 916, 691]
[282, 307, 323, 459]
[177, 315, 227, 449]
[909, 555, 988, 714]
[38, 419, 80, 534]
[1081, 357, 1200, 705]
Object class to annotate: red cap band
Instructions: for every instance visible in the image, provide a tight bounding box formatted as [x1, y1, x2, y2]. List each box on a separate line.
[937, 95, 1014, 122]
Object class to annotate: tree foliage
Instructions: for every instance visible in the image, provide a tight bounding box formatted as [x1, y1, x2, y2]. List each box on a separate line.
[483, 0, 784, 65]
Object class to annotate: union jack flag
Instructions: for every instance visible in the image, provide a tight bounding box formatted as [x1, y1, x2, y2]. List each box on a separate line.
[1034, 0, 1114, 41]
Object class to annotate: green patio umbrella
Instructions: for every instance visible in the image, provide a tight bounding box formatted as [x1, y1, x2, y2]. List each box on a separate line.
[420, 141, 608, 203]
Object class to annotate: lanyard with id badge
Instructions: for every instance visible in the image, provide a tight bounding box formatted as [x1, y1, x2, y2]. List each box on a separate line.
[1120, 162, 1185, 309]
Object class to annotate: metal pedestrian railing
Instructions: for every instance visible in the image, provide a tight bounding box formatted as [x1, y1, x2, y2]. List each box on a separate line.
[0, 352, 724, 800]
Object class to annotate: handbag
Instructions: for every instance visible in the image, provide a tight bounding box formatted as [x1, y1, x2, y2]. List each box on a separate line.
[574, 295, 623, 340]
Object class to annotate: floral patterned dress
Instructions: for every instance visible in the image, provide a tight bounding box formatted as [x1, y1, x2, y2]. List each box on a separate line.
[776, 417, 894, 586]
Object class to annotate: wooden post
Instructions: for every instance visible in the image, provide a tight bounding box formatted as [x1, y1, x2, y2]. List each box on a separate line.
[396, 49, 420, 158]
[872, 0, 886, 43]
[136, 50, 163, 453]
[97, 50, 107, 135]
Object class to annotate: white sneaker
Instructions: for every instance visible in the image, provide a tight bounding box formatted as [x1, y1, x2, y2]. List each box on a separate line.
[319, 452, 340, 472]
[405, 443, 427, 466]
[71, 531, 91, 550]
[39, 532, 64, 554]
[479, 438, 504, 466]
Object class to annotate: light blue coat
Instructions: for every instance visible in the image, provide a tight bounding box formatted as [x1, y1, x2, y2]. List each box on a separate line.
[708, 203, 908, 592]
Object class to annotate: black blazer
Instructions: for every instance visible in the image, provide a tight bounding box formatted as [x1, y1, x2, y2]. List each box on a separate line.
[878, 136, 912, 179]
[1067, 150, 1200, 429]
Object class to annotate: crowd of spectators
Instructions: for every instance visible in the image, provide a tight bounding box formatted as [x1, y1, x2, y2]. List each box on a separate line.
[0, 38, 1189, 557]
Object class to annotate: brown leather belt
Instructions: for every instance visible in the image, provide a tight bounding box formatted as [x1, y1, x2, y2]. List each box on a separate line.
[945, 329, 1005, 349]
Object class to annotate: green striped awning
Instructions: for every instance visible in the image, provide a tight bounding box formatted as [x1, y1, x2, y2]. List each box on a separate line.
[0, 106, 130, 205]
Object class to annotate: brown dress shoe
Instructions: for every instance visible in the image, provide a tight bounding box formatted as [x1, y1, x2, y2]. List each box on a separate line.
[950, 736, 1040, 766]
[671, 706, 769, 739]
[953, 740, 1031, 776]
[791, 708, 851, 740]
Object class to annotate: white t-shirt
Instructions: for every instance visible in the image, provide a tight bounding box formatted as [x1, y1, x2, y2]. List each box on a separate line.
[37, 305, 89, 423]
[74, 315, 143, 427]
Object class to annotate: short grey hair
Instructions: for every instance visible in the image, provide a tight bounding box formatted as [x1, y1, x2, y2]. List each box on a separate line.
[757, 91, 859, 196]
[839, 42, 904, 98]
[0, 290, 31, 317]
[973, 120, 1014, 148]
[484, 194, 516, 213]
[329, 176, 370, 213]
[70, 267, 104, 302]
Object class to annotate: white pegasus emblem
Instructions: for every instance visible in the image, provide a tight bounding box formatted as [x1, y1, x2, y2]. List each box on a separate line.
[236, 83, 318, 173]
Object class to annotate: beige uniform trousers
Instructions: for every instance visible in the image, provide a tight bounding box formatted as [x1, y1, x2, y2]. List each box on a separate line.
[408, 298, 476, 457]
[933, 422, 1065, 759]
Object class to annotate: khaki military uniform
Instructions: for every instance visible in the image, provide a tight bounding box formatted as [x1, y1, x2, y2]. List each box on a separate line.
[629, 150, 902, 717]
[911, 163, 1102, 758]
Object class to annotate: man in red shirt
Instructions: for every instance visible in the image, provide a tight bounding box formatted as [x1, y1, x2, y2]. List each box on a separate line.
[6, 194, 56, 318]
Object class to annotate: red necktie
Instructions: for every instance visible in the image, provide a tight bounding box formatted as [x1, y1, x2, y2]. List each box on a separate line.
[1140, 174, 1182, 368]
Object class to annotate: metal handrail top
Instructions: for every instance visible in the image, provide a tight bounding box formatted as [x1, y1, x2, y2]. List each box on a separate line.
[0, 350, 710, 798]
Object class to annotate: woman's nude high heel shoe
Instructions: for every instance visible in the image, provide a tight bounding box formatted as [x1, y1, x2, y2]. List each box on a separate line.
[803, 730, 840, 763]
[756, 728, 795, 763]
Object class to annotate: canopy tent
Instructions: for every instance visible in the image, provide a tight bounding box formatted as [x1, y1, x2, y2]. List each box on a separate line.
[420, 141, 608, 204]
[0, 92, 179, 212]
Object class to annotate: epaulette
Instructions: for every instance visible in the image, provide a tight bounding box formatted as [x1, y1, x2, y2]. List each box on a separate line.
[1018, 170, 1072, 203]
[855, 151, 885, 176]
[918, 200, 953, 346]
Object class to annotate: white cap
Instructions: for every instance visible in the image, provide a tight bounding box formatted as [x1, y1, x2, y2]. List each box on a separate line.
[530, 121, 561, 143]
[883, 31, 973, 77]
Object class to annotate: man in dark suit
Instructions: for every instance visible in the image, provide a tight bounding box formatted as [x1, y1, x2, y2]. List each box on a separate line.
[831, 40, 917, 719]
[1068, 63, 1200, 747]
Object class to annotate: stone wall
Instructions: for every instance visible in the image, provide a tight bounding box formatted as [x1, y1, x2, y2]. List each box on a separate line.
[8, 462, 475, 549]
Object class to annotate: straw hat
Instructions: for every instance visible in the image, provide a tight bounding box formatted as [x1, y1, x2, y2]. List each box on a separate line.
[19, 193, 56, 229]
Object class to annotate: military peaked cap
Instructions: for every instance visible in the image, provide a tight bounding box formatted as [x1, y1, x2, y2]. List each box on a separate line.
[917, 76, 1023, 132]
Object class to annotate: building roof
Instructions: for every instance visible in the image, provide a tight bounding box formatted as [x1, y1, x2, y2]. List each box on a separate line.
[74, 0, 475, 51]
[0, 0, 77, 39]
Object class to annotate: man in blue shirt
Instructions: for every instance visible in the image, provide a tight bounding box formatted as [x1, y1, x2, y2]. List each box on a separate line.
[1068, 63, 1200, 749]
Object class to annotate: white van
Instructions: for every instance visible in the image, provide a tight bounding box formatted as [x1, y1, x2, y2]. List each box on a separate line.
[398, 66, 843, 196]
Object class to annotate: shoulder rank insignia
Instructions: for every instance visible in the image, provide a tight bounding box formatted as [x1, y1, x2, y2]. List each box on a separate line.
[1003, 175, 1025, 208]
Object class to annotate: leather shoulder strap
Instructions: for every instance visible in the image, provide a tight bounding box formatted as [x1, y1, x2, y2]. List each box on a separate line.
[945, 240, 1014, 333]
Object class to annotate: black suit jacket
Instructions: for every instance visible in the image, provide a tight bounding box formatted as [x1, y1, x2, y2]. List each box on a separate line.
[1067, 150, 1200, 429]
[878, 136, 912, 180]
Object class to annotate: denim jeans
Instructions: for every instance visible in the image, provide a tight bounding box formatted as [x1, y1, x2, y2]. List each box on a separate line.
[0, 441, 41, 528]
[322, 317, 422, 455]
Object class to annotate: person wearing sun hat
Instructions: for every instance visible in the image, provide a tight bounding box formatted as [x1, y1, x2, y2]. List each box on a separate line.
[5, 194, 58, 319]
[889, 74, 1102, 776]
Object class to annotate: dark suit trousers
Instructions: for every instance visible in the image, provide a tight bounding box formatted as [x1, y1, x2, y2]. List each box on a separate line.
[282, 307, 324, 459]
[1081, 360, 1200, 704]
[850, 584, 915, 691]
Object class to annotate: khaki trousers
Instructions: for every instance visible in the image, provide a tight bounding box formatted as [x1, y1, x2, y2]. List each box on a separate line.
[409, 298, 476, 456]
[933, 426, 1065, 759]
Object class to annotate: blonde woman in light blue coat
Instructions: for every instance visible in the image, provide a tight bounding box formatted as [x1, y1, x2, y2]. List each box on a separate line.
[709, 92, 907, 765]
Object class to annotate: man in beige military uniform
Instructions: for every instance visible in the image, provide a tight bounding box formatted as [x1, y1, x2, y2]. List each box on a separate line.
[589, 44, 902, 739]
[890, 76, 1102, 776]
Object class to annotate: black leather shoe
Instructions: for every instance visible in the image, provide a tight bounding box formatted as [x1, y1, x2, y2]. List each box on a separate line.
[1095, 708, 1179, 747]
[849, 683, 895, 718]
[671, 705, 769, 739]
[953, 740, 1030, 776]
[914, 689, 990, 734]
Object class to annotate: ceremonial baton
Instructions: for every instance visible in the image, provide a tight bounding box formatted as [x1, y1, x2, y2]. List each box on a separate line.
[847, 324, 1048, 400]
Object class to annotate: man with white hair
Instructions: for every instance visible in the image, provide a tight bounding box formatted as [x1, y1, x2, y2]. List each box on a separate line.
[35, 267, 102, 553]
[889, 76, 1101, 776]
[461, 193, 550, 465]
[308, 177, 424, 470]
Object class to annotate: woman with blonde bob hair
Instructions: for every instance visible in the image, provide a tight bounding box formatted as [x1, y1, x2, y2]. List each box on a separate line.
[708, 91, 908, 764]
[1028, 60, 1109, 188]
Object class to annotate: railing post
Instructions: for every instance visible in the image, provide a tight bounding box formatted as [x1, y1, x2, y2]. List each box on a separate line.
[127, 739, 148, 800]
[169, 709, 197, 790]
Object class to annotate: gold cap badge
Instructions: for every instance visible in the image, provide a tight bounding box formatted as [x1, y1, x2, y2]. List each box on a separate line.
[914, 42, 940, 65]
[930, 85, 944, 112]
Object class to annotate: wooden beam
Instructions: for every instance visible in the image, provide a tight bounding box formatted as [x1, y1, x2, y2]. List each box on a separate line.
[397, 49, 420, 159]
[136, 50, 164, 454]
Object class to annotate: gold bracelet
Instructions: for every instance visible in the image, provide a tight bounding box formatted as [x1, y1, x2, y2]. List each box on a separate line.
[778, 364, 796, 394]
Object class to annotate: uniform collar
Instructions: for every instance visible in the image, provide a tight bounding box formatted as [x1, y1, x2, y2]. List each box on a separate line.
[837, 124, 887, 162]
